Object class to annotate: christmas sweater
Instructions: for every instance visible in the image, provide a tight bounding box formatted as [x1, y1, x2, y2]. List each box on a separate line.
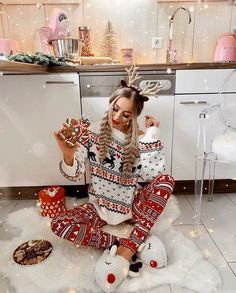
[60, 121, 166, 225]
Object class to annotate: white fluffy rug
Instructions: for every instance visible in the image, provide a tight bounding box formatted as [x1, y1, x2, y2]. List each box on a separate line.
[0, 196, 222, 293]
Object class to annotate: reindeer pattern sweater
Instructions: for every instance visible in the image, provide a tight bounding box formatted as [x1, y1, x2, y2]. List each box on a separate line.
[60, 121, 166, 225]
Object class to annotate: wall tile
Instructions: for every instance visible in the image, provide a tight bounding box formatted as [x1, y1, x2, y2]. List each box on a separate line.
[80, 0, 158, 64]
[157, 2, 195, 63]
[230, 4, 236, 33]
[193, 2, 232, 62]
[6, 4, 45, 53]
[0, 16, 5, 37]
[0, 1, 235, 63]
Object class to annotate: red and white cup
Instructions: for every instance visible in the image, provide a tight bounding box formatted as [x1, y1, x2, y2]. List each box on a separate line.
[38, 186, 66, 218]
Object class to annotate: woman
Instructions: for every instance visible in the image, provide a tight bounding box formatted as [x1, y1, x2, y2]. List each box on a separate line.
[51, 69, 174, 292]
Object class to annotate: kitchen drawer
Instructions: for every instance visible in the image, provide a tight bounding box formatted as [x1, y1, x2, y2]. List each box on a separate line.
[176, 69, 236, 94]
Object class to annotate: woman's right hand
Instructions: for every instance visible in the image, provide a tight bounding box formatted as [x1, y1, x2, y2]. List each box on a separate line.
[54, 130, 79, 166]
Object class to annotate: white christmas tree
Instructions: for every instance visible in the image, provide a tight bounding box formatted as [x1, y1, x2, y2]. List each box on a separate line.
[100, 20, 118, 61]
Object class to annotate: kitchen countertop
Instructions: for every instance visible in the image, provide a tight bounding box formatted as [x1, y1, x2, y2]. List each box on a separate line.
[1, 59, 236, 74]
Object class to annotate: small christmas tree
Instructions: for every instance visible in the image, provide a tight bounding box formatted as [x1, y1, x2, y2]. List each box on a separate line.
[100, 20, 118, 61]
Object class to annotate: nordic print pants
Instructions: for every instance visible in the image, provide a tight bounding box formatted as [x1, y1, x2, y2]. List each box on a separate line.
[51, 174, 175, 253]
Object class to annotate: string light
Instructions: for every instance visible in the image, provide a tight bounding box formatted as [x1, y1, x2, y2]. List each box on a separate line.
[36, 2, 43, 9]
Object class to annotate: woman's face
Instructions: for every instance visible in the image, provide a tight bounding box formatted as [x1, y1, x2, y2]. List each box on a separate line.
[111, 96, 134, 131]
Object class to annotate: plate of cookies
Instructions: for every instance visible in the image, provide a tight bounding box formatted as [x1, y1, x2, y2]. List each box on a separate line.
[13, 239, 53, 266]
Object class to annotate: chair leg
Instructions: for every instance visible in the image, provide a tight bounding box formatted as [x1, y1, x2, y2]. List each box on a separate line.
[207, 155, 216, 202]
[193, 155, 207, 237]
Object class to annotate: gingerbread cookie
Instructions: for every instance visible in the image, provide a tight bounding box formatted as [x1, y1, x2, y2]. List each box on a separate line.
[13, 240, 53, 265]
[57, 115, 90, 148]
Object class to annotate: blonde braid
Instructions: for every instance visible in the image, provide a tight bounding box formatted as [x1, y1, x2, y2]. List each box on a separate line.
[122, 123, 139, 177]
[99, 111, 112, 164]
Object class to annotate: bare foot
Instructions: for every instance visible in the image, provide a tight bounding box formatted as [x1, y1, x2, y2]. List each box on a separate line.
[116, 246, 134, 262]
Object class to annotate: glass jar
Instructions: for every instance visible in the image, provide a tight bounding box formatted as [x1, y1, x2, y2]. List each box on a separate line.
[78, 26, 91, 56]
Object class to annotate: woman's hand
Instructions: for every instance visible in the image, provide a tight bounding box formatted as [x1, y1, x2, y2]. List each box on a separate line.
[54, 126, 79, 166]
[145, 115, 160, 128]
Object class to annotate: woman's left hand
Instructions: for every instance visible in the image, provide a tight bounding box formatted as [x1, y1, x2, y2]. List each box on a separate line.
[145, 115, 160, 128]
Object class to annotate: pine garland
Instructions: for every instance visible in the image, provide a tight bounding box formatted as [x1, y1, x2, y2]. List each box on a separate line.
[7, 52, 69, 66]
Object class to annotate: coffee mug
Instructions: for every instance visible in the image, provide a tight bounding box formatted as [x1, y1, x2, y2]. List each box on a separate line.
[120, 48, 134, 64]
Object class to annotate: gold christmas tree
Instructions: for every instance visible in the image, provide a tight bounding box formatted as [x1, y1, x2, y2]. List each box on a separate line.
[100, 20, 118, 61]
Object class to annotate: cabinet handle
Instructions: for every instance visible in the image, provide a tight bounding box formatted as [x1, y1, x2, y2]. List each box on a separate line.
[179, 101, 207, 105]
[45, 81, 75, 84]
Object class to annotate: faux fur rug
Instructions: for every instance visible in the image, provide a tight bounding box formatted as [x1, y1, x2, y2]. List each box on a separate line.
[0, 196, 222, 293]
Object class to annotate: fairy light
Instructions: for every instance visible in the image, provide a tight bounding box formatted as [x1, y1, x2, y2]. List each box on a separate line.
[203, 249, 211, 258]
[36, 2, 43, 9]
[190, 6, 194, 12]
[168, 217, 173, 224]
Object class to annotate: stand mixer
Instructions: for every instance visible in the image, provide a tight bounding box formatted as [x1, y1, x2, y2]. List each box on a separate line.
[34, 8, 70, 54]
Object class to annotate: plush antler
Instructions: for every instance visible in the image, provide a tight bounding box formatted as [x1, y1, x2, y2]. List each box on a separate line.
[125, 65, 141, 86]
[139, 81, 163, 96]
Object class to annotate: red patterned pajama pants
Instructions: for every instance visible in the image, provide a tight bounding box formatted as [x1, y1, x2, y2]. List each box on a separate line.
[51, 174, 174, 253]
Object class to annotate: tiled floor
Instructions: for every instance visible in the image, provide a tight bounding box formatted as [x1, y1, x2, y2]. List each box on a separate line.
[0, 193, 236, 293]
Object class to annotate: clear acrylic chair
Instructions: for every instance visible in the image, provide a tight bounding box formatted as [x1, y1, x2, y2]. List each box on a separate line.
[194, 69, 236, 237]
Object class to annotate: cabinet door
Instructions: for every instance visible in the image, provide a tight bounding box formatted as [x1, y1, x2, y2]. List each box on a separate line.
[172, 94, 236, 180]
[82, 95, 174, 182]
[138, 95, 174, 174]
[0, 73, 84, 187]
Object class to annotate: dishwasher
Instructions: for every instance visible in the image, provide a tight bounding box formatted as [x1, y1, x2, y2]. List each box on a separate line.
[79, 70, 175, 183]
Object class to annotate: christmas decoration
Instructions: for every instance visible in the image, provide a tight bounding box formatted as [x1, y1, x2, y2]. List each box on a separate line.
[7, 52, 69, 66]
[57, 115, 91, 148]
[100, 20, 118, 61]
[38, 186, 66, 218]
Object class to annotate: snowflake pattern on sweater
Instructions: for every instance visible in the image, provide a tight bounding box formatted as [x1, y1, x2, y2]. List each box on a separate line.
[60, 122, 166, 225]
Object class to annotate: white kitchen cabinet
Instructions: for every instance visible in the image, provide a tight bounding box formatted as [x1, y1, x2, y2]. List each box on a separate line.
[173, 69, 236, 180]
[82, 95, 174, 182]
[0, 73, 84, 187]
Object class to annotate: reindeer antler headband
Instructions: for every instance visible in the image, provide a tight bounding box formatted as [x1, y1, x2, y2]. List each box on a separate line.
[120, 65, 163, 102]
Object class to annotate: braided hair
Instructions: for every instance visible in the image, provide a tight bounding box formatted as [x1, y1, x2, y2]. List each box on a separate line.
[99, 87, 144, 177]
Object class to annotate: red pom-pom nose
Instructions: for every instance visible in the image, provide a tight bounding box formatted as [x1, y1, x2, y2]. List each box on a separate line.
[107, 273, 116, 284]
[150, 260, 158, 268]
